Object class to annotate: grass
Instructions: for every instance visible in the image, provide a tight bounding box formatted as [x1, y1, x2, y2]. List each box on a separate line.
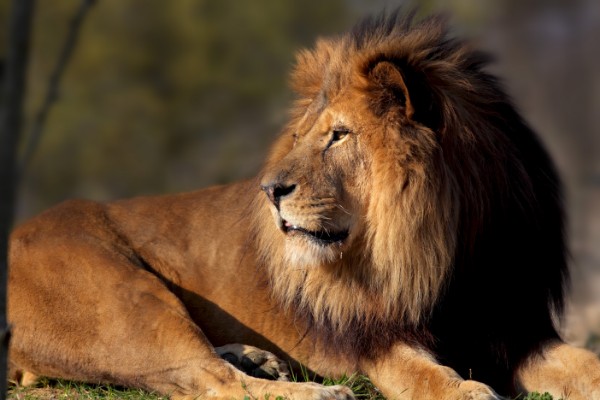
[322, 374, 387, 400]
[516, 393, 557, 400]
[7, 378, 167, 400]
[7, 374, 558, 400]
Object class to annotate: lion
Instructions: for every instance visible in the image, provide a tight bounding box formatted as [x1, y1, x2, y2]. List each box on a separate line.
[7, 10, 600, 400]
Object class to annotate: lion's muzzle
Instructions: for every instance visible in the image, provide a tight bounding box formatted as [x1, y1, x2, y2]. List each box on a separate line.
[261, 181, 296, 209]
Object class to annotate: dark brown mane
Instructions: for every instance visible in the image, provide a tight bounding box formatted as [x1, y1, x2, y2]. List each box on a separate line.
[257, 9, 568, 393]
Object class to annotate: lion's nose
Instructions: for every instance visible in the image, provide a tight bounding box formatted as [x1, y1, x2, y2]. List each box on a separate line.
[261, 182, 296, 208]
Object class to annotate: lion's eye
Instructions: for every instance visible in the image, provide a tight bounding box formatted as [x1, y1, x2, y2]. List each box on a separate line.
[332, 129, 349, 142]
[326, 127, 350, 149]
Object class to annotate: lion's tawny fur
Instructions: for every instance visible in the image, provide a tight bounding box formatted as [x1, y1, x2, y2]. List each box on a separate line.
[254, 14, 563, 366]
[7, 10, 600, 400]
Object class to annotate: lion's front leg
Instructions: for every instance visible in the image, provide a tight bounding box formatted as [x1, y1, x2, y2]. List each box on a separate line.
[515, 342, 600, 400]
[361, 343, 501, 400]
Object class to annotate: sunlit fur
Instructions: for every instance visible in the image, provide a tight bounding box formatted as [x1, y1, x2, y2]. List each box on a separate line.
[252, 11, 567, 380]
[7, 10, 579, 398]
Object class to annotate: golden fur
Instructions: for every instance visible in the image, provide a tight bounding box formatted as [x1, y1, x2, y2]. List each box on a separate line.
[255, 28, 461, 333]
[8, 11, 600, 400]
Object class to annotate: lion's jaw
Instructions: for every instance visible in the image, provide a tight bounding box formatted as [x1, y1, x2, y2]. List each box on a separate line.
[266, 196, 355, 267]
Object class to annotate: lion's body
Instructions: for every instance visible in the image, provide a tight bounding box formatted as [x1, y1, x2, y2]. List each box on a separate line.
[8, 183, 343, 381]
[8, 11, 600, 400]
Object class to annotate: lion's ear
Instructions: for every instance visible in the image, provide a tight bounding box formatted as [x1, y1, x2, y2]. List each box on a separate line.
[368, 61, 415, 119]
[365, 60, 440, 129]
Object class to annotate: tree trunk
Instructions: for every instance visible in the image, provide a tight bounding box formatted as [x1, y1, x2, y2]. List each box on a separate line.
[0, 0, 36, 397]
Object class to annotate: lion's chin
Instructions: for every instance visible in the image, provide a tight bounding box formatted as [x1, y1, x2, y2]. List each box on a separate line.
[282, 228, 348, 267]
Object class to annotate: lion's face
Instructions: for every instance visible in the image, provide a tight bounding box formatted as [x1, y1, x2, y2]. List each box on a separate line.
[255, 36, 461, 328]
[260, 88, 374, 267]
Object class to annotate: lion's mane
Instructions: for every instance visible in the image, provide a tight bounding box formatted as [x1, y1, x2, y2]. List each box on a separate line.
[252, 11, 567, 390]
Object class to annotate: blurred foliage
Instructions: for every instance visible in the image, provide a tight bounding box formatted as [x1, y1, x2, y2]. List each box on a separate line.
[4, 0, 354, 218]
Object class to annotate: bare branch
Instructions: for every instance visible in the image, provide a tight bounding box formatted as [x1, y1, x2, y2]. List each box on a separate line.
[19, 0, 96, 176]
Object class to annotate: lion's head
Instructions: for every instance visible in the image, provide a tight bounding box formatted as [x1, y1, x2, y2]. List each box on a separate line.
[252, 11, 567, 362]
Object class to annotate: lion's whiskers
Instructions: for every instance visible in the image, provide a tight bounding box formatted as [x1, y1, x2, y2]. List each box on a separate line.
[335, 203, 352, 216]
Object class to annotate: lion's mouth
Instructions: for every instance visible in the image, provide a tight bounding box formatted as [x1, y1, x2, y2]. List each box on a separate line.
[281, 220, 349, 246]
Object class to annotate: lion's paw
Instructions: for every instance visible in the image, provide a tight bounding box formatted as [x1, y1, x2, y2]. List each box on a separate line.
[302, 382, 355, 400]
[458, 380, 504, 400]
[215, 343, 290, 381]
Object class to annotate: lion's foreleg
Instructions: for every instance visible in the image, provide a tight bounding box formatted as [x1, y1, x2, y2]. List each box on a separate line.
[515, 342, 600, 400]
[361, 343, 501, 400]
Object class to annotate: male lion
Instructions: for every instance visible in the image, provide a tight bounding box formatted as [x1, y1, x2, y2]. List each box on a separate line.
[8, 11, 600, 400]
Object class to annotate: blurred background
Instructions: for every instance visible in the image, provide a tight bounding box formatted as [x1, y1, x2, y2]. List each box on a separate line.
[1, 0, 598, 350]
